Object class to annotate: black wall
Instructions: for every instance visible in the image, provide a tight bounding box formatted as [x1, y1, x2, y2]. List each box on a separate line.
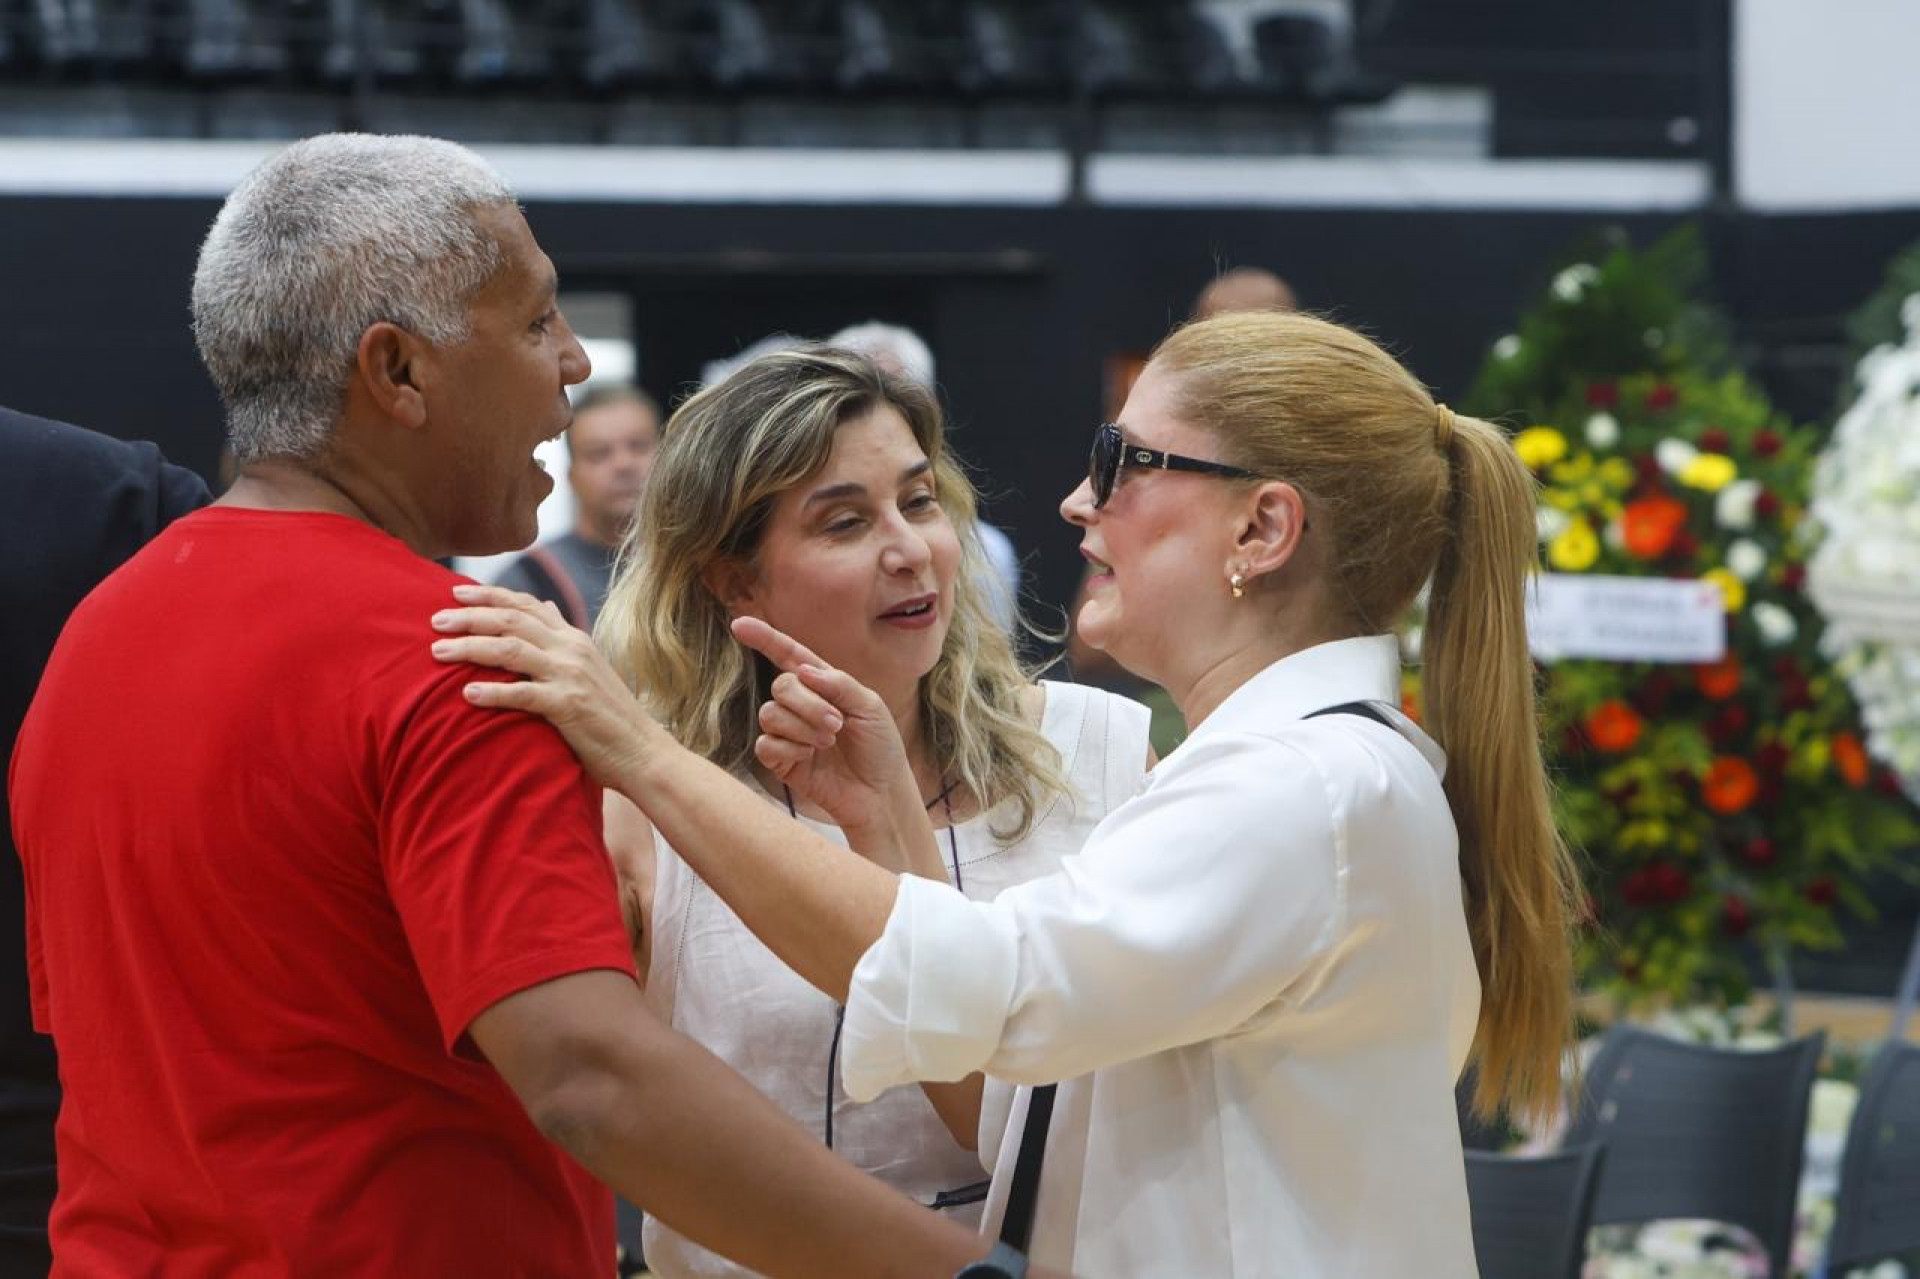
[6, 195, 1920, 620]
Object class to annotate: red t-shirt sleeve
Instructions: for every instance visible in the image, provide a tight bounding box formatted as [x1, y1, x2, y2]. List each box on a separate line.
[378, 669, 636, 1054]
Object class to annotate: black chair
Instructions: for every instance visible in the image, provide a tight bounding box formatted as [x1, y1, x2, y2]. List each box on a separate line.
[180, 0, 292, 81]
[942, 0, 1069, 101]
[1824, 1039, 1920, 1273]
[1465, 1144, 1606, 1279]
[683, 0, 828, 94]
[317, 0, 442, 85]
[1565, 1025, 1826, 1275]
[1251, 10, 1397, 106]
[577, 0, 687, 92]
[29, 0, 160, 72]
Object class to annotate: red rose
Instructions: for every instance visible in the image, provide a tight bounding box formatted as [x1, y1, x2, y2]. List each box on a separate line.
[1771, 655, 1801, 680]
[1650, 862, 1691, 902]
[1753, 429, 1783, 458]
[1586, 383, 1620, 408]
[1646, 383, 1679, 410]
[1804, 876, 1837, 907]
[1632, 455, 1663, 484]
[1756, 741, 1791, 777]
[1876, 769, 1907, 798]
[1780, 562, 1806, 592]
[1755, 489, 1782, 519]
[1699, 427, 1731, 453]
[1742, 836, 1776, 867]
[1721, 896, 1754, 937]
[1668, 530, 1700, 560]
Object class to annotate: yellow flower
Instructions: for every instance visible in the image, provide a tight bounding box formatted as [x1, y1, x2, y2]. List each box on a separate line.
[1678, 452, 1738, 493]
[1580, 482, 1606, 508]
[1702, 567, 1746, 611]
[1515, 427, 1569, 470]
[1550, 455, 1593, 486]
[1598, 457, 1636, 490]
[1548, 519, 1600, 571]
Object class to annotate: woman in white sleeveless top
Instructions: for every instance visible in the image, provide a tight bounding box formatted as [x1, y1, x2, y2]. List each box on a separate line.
[585, 346, 1150, 1277]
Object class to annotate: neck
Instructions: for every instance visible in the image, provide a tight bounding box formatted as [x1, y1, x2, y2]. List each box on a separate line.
[222, 453, 440, 558]
[1166, 607, 1350, 729]
[879, 679, 943, 797]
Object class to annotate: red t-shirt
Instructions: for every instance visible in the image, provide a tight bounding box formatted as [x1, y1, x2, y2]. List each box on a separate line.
[10, 508, 636, 1276]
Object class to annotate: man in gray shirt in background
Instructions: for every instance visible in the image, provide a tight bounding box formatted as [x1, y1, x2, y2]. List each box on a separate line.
[495, 383, 659, 628]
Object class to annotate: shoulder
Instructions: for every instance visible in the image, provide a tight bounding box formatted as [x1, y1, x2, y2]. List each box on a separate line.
[0, 409, 209, 561]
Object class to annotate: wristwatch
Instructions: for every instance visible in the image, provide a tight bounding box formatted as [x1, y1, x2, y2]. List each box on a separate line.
[955, 1241, 1029, 1279]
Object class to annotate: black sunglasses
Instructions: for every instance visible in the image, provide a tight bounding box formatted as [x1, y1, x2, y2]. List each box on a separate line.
[1087, 422, 1262, 509]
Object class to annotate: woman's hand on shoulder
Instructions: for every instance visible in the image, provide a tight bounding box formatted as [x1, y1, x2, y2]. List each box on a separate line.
[429, 583, 660, 792]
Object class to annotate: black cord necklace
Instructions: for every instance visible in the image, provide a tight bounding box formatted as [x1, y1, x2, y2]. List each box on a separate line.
[783, 778, 961, 1151]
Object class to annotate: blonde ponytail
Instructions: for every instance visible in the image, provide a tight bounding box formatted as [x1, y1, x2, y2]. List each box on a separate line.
[1424, 413, 1579, 1125]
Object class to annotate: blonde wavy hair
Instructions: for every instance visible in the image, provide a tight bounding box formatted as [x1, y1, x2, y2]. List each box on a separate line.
[596, 345, 1066, 840]
[1152, 311, 1579, 1126]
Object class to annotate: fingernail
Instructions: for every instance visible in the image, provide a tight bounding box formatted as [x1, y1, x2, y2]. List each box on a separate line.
[430, 611, 455, 630]
[463, 684, 483, 701]
[431, 640, 454, 657]
[452, 585, 484, 601]
[825, 713, 844, 731]
[799, 664, 821, 676]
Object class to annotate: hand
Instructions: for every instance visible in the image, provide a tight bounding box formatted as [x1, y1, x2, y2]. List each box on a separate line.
[730, 616, 916, 839]
[430, 583, 658, 791]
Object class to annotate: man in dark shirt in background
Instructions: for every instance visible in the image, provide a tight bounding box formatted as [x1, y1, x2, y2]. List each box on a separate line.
[494, 383, 659, 629]
[0, 405, 210, 1272]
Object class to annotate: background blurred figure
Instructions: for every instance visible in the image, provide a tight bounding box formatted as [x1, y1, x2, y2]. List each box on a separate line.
[0, 405, 209, 1272]
[1191, 265, 1300, 320]
[828, 320, 1025, 636]
[494, 384, 660, 629]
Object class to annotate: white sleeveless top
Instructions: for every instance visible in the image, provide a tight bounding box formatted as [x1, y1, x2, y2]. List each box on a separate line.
[642, 681, 1152, 1278]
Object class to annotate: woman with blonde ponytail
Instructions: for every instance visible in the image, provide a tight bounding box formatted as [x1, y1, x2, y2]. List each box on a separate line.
[433, 311, 1578, 1277]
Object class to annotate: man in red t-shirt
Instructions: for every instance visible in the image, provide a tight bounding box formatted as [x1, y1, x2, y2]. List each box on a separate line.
[9, 134, 1000, 1278]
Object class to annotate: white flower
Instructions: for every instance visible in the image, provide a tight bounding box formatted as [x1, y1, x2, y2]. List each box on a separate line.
[1726, 538, 1767, 580]
[1535, 507, 1571, 543]
[1585, 413, 1620, 449]
[1752, 601, 1796, 646]
[1603, 516, 1626, 552]
[1552, 263, 1599, 302]
[1655, 438, 1698, 475]
[1715, 478, 1762, 530]
[1492, 334, 1521, 361]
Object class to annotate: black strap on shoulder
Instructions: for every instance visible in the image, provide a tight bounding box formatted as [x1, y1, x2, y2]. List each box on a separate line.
[997, 1083, 1055, 1250]
[1305, 700, 1392, 727]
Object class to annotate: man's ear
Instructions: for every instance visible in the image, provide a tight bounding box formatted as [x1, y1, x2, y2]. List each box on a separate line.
[700, 557, 762, 618]
[355, 322, 429, 430]
[1235, 481, 1309, 580]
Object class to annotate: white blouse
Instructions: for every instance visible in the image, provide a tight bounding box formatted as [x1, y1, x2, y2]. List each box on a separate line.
[642, 682, 1151, 1278]
[841, 636, 1483, 1277]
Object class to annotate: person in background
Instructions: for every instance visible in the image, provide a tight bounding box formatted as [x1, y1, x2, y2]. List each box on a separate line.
[586, 344, 1151, 1278]
[10, 133, 1011, 1279]
[828, 321, 1024, 637]
[494, 383, 660, 629]
[0, 406, 210, 1273]
[1191, 264, 1299, 319]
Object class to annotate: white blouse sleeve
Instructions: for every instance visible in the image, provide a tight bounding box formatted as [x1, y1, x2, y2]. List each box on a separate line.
[839, 730, 1350, 1101]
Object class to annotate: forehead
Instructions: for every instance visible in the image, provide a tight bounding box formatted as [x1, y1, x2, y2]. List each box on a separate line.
[571, 399, 657, 444]
[469, 203, 552, 304]
[813, 403, 925, 475]
[1116, 363, 1210, 451]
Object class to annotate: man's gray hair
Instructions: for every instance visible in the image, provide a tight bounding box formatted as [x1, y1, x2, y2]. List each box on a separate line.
[191, 133, 516, 462]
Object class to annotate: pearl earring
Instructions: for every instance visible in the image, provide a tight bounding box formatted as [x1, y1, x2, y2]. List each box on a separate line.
[1230, 571, 1246, 599]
